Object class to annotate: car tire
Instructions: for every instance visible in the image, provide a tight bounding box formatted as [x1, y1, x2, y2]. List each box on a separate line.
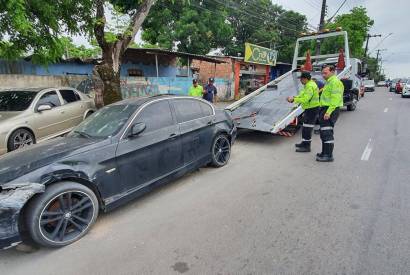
[7, 128, 36, 152]
[25, 182, 99, 248]
[210, 134, 231, 168]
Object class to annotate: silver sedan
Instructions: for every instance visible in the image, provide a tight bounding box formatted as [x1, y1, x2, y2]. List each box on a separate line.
[0, 87, 96, 155]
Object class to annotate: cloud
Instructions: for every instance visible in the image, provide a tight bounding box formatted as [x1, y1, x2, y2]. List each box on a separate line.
[274, 0, 403, 78]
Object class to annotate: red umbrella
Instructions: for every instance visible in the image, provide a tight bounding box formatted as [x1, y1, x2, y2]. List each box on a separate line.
[304, 50, 313, 71]
[337, 49, 346, 70]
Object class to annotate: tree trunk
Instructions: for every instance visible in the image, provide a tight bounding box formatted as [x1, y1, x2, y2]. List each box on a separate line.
[93, 0, 156, 105]
[95, 63, 122, 105]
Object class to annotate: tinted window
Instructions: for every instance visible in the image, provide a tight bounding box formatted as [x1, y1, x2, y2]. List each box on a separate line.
[70, 104, 137, 138]
[60, 89, 81, 103]
[200, 102, 213, 116]
[37, 91, 61, 108]
[136, 100, 174, 133]
[0, 91, 36, 111]
[173, 99, 204, 123]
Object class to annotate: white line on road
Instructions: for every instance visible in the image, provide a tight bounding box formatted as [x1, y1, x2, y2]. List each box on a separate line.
[389, 98, 393, 101]
[384, 108, 389, 113]
[361, 139, 373, 161]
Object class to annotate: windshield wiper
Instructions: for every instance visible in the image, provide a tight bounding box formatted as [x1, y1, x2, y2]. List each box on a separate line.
[73, 130, 93, 139]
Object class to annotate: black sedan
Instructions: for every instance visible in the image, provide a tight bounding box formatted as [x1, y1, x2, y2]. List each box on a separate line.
[0, 95, 236, 249]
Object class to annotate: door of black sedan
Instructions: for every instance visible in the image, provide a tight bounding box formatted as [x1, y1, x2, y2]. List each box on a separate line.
[115, 99, 183, 192]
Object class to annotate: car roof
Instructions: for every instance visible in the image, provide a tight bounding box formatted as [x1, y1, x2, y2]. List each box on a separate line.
[113, 94, 194, 107]
[0, 87, 80, 93]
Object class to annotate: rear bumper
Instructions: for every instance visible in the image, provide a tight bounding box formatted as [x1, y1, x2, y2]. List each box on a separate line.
[0, 183, 44, 250]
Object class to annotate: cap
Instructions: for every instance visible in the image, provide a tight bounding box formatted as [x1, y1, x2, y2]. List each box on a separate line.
[300, 72, 311, 79]
[209, 77, 215, 82]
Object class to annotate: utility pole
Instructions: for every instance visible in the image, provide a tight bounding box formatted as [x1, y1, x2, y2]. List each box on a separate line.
[316, 0, 327, 55]
[375, 49, 387, 80]
[364, 34, 382, 58]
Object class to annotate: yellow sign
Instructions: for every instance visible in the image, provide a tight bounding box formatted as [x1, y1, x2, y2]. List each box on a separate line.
[244, 43, 278, 66]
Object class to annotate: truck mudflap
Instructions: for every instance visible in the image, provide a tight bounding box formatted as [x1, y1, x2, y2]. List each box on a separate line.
[0, 183, 44, 249]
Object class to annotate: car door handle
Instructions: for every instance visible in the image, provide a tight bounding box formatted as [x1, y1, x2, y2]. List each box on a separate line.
[169, 133, 177, 139]
[60, 111, 65, 114]
[207, 120, 213, 125]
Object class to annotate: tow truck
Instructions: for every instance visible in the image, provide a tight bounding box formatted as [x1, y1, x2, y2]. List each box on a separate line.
[226, 30, 364, 135]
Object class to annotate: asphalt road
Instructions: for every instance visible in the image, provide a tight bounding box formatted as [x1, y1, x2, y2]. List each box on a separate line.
[1, 87, 410, 274]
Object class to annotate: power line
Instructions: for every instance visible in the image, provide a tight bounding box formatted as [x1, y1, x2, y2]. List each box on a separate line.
[327, 0, 348, 22]
[369, 33, 393, 54]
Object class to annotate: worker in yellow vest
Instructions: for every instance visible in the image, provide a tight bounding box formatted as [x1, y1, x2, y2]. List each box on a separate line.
[287, 72, 320, 152]
[188, 79, 204, 97]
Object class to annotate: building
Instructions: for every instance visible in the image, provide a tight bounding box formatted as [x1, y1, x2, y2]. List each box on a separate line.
[192, 57, 291, 100]
[0, 48, 233, 100]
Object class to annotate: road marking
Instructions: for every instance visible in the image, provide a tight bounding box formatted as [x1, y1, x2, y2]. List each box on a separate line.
[389, 98, 393, 101]
[384, 108, 389, 113]
[361, 139, 373, 161]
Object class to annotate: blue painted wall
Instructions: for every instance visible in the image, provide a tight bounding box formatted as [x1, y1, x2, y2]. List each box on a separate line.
[0, 59, 180, 77]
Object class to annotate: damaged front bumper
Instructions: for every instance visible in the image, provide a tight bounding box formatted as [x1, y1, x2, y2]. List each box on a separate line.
[0, 183, 44, 249]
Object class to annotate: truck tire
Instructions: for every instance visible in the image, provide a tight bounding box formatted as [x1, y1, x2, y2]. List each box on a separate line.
[347, 102, 356, 111]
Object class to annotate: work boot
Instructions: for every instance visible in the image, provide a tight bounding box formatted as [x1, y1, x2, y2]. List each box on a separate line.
[316, 143, 334, 162]
[316, 143, 325, 157]
[296, 142, 311, 152]
[295, 141, 310, 148]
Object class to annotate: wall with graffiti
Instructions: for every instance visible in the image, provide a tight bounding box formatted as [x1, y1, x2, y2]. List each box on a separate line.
[120, 77, 234, 101]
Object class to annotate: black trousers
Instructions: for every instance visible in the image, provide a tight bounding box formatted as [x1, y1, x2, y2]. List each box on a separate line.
[318, 107, 340, 145]
[301, 107, 319, 143]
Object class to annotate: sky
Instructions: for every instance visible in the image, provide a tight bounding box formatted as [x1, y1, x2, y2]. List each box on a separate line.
[72, 0, 404, 78]
[274, 0, 406, 78]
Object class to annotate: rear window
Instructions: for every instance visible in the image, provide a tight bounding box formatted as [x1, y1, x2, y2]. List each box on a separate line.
[60, 89, 81, 103]
[0, 91, 37, 111]
[173, 99, 204, 123]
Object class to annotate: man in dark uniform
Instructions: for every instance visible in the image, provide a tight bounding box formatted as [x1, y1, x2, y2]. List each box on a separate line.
[203, 78, 218, 103]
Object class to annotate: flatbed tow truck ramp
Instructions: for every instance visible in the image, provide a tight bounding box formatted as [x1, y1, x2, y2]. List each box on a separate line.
[226, 30, 353, 135]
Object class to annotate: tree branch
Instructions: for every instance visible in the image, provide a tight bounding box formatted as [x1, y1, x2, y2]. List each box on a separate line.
[120, 0, 156, 55]
[94, 0, 106, 50]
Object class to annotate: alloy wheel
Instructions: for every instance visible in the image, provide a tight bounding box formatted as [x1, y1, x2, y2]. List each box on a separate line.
[13, 131, 34, 149]
[39, 191, 96, 244]
[213, 136, 231, 166]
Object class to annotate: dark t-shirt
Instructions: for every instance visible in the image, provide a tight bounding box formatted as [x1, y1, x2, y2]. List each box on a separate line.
[203, 84, 217, 102]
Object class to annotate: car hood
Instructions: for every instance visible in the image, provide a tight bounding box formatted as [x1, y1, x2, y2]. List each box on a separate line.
[0, 112, 22, 122]
[0, 137, 103, 184]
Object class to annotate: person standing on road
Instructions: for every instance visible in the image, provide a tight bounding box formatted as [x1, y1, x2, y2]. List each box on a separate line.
[189, 79, 204, 97]
[287, 72, 320, 152]
[312, 77, 325, 135]
[316, 65, 344, 162]
[203, 77, 218, 103]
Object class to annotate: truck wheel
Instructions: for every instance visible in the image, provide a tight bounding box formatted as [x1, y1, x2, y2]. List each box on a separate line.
[26, 182, 99, 248]
[347, 102, 356, 111]
[211, 134, 231, 167]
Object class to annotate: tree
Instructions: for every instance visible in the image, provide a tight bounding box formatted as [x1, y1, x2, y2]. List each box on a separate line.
[93, 0, 157, 104]
[60, 37, 101, 59]
[142, 0, 233, 55]
[0, 0, 93, 64]
[325, 7, 374, 58]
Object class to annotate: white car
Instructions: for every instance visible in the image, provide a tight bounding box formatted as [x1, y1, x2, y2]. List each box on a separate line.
[401, 80, 410, 97]
[377, 81, 386, 87]
[363, 79, 375, 92]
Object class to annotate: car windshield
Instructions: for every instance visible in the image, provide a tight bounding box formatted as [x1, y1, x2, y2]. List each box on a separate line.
[69, 104, 138, 138]
[0, 91, 37, 111]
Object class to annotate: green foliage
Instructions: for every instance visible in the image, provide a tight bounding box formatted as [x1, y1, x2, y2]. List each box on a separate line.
[325, 6, 374, 58]
[0, 0, 94, 64]
[60, 37, 101, 59]
[142, 0, 233, 55]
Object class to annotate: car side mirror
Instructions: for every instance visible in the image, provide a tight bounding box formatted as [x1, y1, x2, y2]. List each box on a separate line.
[37, 104, 52, 112]
[129, 122, 146, 137]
